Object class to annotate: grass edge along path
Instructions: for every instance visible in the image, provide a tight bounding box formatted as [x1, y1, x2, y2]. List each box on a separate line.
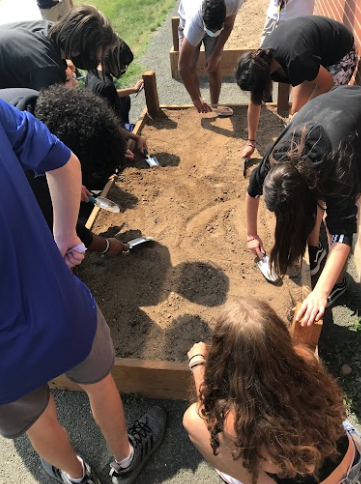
[74, 0, 176, 86]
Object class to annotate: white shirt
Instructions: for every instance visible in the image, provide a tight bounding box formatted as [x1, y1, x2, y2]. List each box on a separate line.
[179, 0, 244, 46]
[266, 0, 315, 21]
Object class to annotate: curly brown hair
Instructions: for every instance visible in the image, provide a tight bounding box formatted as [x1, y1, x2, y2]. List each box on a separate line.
[199, 298, 346, 484]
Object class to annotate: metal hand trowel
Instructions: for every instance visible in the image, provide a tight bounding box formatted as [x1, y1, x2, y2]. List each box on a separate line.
[88, 195, 120, 213]
[144, 149, 160, 168]
[125, 236, 153, 252]
[257, 255, 280, 283]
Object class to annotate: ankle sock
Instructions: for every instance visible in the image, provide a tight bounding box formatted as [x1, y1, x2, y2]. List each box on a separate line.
[67, 456, 86, 483]
[115, 445, 134, 469]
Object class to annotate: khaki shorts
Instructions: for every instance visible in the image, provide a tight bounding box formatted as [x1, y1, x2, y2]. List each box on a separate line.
[39, 0, 71, 22]
[178, 19, 218, 67]
[0, 306, 115, 439]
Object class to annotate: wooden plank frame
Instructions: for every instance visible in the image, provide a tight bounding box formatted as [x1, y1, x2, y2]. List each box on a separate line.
[170, 16, 290, 115]
[51, 100, 316, 399]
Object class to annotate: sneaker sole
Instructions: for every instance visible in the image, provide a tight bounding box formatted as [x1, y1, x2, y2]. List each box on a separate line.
[326, 281, 347, 308]
[309, 248, 326, 276]
[111, 409, 166, 484]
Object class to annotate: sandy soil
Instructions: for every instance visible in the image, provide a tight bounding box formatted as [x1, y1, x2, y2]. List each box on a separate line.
[76, 106, 303, 362]
[227, 0, 269, 49]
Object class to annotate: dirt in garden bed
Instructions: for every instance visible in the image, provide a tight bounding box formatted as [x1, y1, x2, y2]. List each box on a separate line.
[76, 106, 303, 362]
[227, 0, 269, 49]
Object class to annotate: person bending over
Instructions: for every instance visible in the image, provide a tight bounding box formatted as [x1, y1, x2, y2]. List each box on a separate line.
[178, 0, 244, 113]
[0, 85, 128, 258]
[85, 36, 147, 159]
[184, 297, 361, 484]
[236, 16, 356, 160]
[0, 5, 118, 91]
[246, 86, 361, 326]
[0, 98, 166, 484]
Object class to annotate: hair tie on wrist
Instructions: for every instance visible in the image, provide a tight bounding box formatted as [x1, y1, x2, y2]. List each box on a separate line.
[190, 361, 205, 371]
[188, 353, 205, 363]
[246, 142, 256, 149]
[100, 238, 110, 255]
[247, 236, 258, 242]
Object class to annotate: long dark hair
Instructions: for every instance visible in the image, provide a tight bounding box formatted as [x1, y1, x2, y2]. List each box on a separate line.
[103, 35, 134, 78]
[264, 128, 358, 275]
[48, 5, 118, 75]
[235, 49, 273, 104]
[199, 298, 346, 484]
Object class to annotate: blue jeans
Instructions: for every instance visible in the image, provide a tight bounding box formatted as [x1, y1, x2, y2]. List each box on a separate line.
[341, 420, 361, 484]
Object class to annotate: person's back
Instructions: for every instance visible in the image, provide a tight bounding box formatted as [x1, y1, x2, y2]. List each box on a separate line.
[0, 21, 66, 90]
[184, 297, 360, 484]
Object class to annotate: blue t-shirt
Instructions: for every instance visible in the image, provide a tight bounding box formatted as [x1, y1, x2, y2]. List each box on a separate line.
[0, 99, 97, 405]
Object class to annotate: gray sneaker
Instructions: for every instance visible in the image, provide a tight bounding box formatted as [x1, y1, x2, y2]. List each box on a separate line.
[109, 406, 167, 484]
[41, 457, 101, 484]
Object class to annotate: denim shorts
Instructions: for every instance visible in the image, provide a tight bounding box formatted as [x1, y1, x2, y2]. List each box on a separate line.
[341, 420, 361, 484]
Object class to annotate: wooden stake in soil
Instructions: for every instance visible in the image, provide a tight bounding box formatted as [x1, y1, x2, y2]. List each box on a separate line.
[290, 302, 323, 352]
[172, 16, 180, 51]
[143, 70, 160, 116]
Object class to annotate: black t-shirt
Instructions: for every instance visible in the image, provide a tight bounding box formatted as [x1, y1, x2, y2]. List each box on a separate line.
[0, 21, 66, 91]
[248, 85, 361, 235]
[85, 71, 123, 120]
[263, 16, 354, 86]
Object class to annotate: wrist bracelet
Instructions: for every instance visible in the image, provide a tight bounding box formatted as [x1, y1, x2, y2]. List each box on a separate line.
[100, 238, 110, 255]
[246, 142, 256, 149]
[190, 361, 205, 371]
[247, 236, 258, 242]
[188, 353, 205, 363]
[189, 357, 206, 369]
[248, 139, 256, 142]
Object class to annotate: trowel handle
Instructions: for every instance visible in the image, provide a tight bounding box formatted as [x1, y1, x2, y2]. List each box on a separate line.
[88, 196, 97, 204]
[143, 148, 149, 156]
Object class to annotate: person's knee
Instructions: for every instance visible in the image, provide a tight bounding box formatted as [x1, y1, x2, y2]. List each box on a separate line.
[79, 372, 114, 396]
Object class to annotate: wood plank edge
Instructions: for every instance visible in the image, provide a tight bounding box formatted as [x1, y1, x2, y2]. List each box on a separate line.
[85, 177, 116, 230]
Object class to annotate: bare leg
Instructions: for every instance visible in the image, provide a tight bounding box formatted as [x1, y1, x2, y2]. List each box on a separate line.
[27, 395, 83, 479]
[209, 66, 222, 105]
[80, 374, 131, 462]
[291, 81, 316, 114]
[183, 403, 275, 484]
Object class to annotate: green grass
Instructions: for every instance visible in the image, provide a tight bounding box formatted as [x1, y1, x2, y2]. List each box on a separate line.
[74, 0, 175, 86]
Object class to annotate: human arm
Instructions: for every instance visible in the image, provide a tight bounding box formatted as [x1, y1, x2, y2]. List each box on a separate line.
[204, 14, 237, 73]
[296, 242, 350, 326]
[242, 100, 261, 159]
[179, 38, 212, 113]
[119, 126, 148, 153]
[88, 234, 129, 257]
[187, 342, 207, 398]
[246, 193, 265, 259]
[291, 67, 334, 114]
[116, 80, 144, 98]
[46, 152, 85, 267]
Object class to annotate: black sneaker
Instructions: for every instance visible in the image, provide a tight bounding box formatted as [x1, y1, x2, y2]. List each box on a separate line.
[41, 457, 101, 484]
[109, 406, 166, 484]
[327, 277, 347, 307]
[309, 242, 326, 276]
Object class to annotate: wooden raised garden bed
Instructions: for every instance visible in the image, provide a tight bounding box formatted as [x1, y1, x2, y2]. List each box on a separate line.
[50, 72, 319, 400]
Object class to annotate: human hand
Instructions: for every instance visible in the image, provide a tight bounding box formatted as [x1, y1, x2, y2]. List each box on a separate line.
[125, 149, 135, 161]
[193, 97, 212, 113]
[204, 53, 222, 73]
[295, 289, 327, 326]
[133, 80, 144, 93]
[246, 235, 265, 260]
[187, 342, 207, 361]
[136, 136, 148, 154]
[55, 234, 85, 269]
[241, 144, 255, 160]
[104, 238, 130, 258]
[81, 185, 92, 202]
